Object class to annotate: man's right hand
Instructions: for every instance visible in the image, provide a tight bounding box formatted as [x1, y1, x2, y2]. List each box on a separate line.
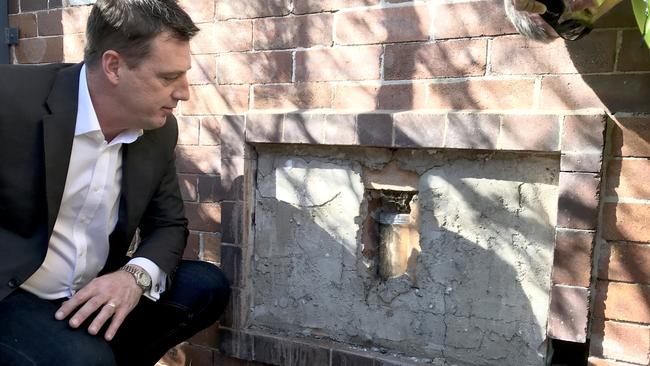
[54, 270, 143, 341]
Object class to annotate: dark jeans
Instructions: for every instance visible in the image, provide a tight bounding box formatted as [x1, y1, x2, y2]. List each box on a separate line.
[0, 260, 230, 366]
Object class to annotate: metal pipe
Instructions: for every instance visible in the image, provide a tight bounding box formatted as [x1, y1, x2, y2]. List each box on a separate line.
[0, 1, 9, 64]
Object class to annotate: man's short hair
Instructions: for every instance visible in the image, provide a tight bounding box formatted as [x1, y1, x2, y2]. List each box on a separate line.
[84, 0, 199, 68]
[503, 0, 553, 42]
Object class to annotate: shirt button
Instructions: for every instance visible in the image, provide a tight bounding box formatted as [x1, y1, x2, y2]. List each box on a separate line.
[7, 278, 19, 288]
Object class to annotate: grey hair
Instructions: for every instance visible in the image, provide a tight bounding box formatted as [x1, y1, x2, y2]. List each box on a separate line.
[503, 0, 554, 42]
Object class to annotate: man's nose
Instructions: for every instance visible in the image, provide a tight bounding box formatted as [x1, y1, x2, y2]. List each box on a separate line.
[172, 75, 190, 101]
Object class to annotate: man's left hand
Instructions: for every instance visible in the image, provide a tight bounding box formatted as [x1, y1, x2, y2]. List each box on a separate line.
[55, 270, 143, 341]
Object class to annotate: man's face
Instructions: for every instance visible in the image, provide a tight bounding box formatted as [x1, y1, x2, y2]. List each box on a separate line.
[115, 33, 191, 131]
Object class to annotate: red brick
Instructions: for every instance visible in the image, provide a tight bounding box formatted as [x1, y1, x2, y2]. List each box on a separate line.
[294, 0, 380, 14]
[552, 230, 594, 287]
[557, 172, 600, 230]
[295, 46, 382, 82]
[14, 36, 63, 64]
[560, 153, 602, 173]
[177, 116, 200, 145]
[176, 146, 221, 174]
[333, 83, 426, 110]
[593, 0, 638, 28]
[446, 113, 500, 149]
[179, 0, 215, 23]
[48, 0, 62, 9]
[500, 115, 560, 151]
[220, 158, 245, 201]
[178, 174, 198, 202]
[432, 0, 516, 39]
[610, 116, 650, 157]
[603, 242, 650, 284]
[179, 343, 214, 365]
[603, 203, 650, 242]
[215, 0, 291, 20]
[199, 116, 221, 146]
[587, 357, 635, 366]
[38, 9, 63, 36]
[62, 34, 85, 63]
[591, 320, 650, 364]
[253, 83, 332, 110]
[561, 115, 606, 153]
[216, 20, 254, 53]
[188, 54, 216, 85]
[220, 115, 245, 158]
[221, 201, 243, 244]
[254, 14, 332, 50]
[491, 32, 616, 75]
[595, 281, 650, 323]
[183, 85, 249, 115]
[198, 175, 222, 203]
[20, 0, 47, 12]
[202, 232, 222, 263]
[547, 285, 589, 342]
[8, 0, 18, 14]
[185, 203, 221, 232]
[393, 113, 445, 148]
[426, 79, 535, 110]
[182, 231, 200, 259]
[384, 39, 486, 80]
[217, 51, 292, 84]
[617, 30, 650, 71]
[541, 74, 650, 113]
[335, 5, 430, 45]
[606, 159, 650, 199]
[188, 322, 220, 347]
[9, 13, 37, 38]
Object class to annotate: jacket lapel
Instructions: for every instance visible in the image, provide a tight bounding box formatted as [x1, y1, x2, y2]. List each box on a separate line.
[42, 63, 82, 236]
[114, 133, 155, 240]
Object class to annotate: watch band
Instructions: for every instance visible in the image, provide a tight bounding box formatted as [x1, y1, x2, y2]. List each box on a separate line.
[120, 264, 152, 291]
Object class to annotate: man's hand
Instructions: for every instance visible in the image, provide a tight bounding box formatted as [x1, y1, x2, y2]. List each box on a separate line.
[55, 270, 143, 341]
[513, 0, 548, 13]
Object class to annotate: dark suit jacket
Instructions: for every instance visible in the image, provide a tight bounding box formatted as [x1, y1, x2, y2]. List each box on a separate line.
[0, 63, 189, 301]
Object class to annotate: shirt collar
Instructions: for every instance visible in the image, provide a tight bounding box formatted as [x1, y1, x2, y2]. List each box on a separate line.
[76, 64, 143, 145]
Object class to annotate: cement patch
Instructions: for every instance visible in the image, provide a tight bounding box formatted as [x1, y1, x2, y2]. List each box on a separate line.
[249, 146, 559, 366]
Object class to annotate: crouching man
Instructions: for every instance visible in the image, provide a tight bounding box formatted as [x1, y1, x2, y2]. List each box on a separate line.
[0, 1, 230, 365]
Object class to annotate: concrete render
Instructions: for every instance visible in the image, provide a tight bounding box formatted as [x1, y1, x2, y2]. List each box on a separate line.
[250, 145, 559, 366]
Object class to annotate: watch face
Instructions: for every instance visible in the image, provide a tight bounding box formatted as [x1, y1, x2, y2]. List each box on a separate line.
[137, 271, 152, 287]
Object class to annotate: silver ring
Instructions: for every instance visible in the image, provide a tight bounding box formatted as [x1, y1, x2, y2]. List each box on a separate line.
[105, 302, 117, 309]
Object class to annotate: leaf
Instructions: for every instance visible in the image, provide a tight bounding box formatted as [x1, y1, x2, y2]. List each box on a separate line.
[631, 0, 650, 48]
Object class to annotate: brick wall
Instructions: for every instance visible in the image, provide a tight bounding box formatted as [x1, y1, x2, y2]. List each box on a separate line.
[7, 0, 650, 365]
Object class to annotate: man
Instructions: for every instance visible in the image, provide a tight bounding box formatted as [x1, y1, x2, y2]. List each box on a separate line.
[0, 1, 230, 365]
[505, 0, 623, 41]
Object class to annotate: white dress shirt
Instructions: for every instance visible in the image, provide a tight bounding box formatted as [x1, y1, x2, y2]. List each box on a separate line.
[21, 65, 166, 301]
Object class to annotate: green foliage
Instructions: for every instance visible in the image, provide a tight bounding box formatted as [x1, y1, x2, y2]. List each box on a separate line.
[632, 0, 650, 48]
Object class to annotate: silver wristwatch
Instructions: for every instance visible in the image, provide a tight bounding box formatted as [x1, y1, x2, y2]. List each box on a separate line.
[120, 264, 152, 292]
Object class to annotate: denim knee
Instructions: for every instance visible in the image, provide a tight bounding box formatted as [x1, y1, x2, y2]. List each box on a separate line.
[167, 260, 231, 317]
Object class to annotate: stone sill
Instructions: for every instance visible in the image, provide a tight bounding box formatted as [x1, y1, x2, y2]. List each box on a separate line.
[218, 328, 442, 366]
[225, 112, 607, 156]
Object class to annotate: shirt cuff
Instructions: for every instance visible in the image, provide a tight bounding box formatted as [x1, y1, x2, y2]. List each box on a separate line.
[127, 257, 167, 301]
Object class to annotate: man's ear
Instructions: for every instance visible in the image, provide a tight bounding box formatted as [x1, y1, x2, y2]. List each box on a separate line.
[101, 50, 122, 86]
